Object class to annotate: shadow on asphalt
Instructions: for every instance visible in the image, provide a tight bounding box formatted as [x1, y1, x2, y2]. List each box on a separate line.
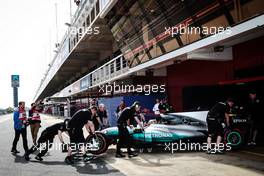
[29, 156, 121, 175]
[104, 146, 264, 174]
[102, 148, 175, 167]
[13, 154, 29, 164]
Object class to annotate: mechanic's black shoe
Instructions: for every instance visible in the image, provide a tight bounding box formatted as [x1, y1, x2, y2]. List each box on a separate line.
[65, 156, 74, 164]
[11, 149, 20, 154]
[115, 153, 125, 158]
[128, 152, 138, 158]
[35, 156, 43, 161]
[24, 154, 30, 161]
[248, 141, 256, 146]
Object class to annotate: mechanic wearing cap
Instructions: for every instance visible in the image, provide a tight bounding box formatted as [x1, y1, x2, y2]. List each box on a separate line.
[206, 98, 234, 154]
[246, 91, 262, 145]
[65, 106, 97, 164]
[25, 120, 69, 161]
[116, 101, 144, 158]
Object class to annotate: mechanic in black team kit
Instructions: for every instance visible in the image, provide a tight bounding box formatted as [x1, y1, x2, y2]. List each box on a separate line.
[65, 106, 97, 164]
[206, 98, 234, 154]
[246, 90, 262, 145]
[25, 121, 68, 161]
[116, 101, 143, 158]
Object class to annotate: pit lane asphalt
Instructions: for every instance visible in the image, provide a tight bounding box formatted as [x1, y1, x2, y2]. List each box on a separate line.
[0, 114, 263, 176]
[0, 114, 123, 176]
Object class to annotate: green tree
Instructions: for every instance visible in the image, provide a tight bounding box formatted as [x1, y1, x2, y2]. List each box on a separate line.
[5, 107, 14, 113]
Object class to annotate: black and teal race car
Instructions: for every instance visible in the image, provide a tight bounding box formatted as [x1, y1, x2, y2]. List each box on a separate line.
[88, 111, 208, 154]
[87, 111, 246, 154]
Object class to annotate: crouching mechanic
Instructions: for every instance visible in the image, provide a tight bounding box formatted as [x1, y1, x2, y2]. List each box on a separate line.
[116, 101, 144, 158]
[206, 98, 234, 154]
[25, 120, 69, 161]
[65, 106, 97, 164]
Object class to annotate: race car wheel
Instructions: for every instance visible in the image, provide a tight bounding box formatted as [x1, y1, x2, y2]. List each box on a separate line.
[225, 130, 243, 149]
[86, 132, 108, 155]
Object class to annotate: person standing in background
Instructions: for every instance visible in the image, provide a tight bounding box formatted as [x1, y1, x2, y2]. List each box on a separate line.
[11, 101, 29, 160]
[28, 103, 41, 145]
[115, 100, 126, 118]
[159, 99, 175, 114]
[98, 104, 108, 127]
[152, 99, 160, 115]
[246, 91, 262, 145]
[90, 98, 97, 107]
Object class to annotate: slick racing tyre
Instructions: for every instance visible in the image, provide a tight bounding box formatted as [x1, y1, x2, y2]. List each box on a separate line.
[86, 132, 108, 155]
[224, 129, 243, 149]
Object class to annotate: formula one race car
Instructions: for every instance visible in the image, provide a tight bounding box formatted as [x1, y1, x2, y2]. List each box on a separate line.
[93, 111, 208, 154]
[87, 111, 249, 155]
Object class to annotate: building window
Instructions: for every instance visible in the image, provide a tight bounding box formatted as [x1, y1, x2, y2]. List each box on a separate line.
[96, 0, 100, 16]
[86, 15, 90, 26]
[91, 8, 95, 22]
[110, 62, 115, 74]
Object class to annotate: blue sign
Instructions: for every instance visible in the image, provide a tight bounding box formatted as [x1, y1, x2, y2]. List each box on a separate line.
[11, 75, 20, 87]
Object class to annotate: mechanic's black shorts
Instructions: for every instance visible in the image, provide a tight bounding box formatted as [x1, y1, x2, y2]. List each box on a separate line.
[206, 118, 223, 137]
[69, 127, 85, 144]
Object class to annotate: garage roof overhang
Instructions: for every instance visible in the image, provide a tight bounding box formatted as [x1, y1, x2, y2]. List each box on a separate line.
[37, 19, 114, 101]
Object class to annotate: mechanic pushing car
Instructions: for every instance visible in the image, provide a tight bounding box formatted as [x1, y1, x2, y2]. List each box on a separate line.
[206, 98, 234, 154]
[65, 106, 97, 164]
[116, 101, 144, 158]
[25, 120, 69, 161]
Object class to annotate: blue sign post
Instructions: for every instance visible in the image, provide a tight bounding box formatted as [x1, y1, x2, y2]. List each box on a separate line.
[11, 75, 19, 107]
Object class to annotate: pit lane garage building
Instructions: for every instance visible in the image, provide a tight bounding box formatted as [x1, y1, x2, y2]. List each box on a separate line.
[34, 0, 264, 119]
